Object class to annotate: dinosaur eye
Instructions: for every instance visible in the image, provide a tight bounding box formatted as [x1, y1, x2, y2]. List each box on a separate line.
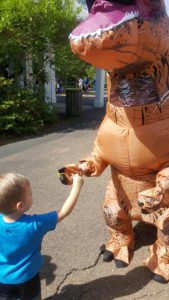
[110, 0, 135, 4]
[86, 0, 95, 12]
[86, 0, 136, 12]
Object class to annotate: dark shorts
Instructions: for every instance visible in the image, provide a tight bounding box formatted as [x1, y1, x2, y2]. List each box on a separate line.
[0, 273, 40, 300]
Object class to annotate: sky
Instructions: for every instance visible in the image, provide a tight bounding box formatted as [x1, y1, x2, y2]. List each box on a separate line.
[165, 0, 169, 14]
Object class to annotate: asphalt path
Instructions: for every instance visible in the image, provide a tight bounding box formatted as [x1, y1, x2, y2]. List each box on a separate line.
[0, 104, 169, 299]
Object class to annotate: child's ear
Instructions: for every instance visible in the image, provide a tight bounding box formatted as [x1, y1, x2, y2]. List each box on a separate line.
[16, 201, 24, 211]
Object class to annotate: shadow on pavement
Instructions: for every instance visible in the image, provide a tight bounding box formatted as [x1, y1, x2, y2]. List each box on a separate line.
[44, 222, 157, 300]
[46, 266, 151, 300]
[56, 107, 105, 133]
[0, 107, 106, 146]
[41, 255, 57, 286]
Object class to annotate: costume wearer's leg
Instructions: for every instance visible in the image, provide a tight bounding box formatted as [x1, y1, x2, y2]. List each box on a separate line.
[144, 209, 169, 282]
[138, 166, 169, 214]
[138, 168, 169, 282]
[102, 171, 157, 266]
[103, 179, 135, 265]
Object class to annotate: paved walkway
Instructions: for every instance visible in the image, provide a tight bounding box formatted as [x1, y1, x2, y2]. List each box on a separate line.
[0, 94, 169, 299]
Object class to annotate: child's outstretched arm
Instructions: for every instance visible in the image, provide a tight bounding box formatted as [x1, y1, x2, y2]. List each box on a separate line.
[58, 174, 84, 222]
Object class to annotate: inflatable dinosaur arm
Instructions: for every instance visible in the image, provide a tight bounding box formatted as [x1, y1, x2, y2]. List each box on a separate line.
[156, 167, 169, 192]
[79, 152, 108, 177]
[78, 134, 108, 177]
[138, 167, 169, 213]
[58, 143, 108, 185]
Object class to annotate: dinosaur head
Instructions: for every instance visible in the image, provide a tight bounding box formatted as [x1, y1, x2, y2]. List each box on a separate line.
[71, 1, 166, 42]
[70, 0, 167, 69]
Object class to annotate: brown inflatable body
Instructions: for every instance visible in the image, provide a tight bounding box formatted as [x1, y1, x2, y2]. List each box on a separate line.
[63, 0, 169, 283]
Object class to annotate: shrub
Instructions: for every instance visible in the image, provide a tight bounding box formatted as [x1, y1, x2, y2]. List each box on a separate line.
[0, 79, 57, 135]
[0, 77, 14, 99]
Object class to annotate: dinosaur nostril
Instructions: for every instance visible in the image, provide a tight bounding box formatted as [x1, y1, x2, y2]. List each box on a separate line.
[138, 200, 144, 207]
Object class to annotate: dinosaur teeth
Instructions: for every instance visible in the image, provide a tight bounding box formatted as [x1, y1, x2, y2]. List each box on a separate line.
[70, 10, 139, 41]
[122, 11, 139, 22]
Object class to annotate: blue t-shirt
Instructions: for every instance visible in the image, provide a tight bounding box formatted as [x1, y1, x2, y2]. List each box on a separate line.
[0, 211, 58, 284]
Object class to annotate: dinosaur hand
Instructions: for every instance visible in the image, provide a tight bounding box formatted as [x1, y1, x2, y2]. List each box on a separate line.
[138, 187, 163, 214]
[78, 162, 90, 175]
[58, 164, 83, 185]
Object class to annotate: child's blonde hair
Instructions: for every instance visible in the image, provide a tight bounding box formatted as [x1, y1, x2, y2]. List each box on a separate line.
[0, 173, 30, 215]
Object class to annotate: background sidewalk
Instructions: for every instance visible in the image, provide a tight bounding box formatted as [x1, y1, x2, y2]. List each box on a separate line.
[55, 88, 106, 114]
[0, 92, 169, 299]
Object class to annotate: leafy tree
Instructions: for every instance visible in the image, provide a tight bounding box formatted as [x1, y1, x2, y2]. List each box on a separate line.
[0, 0, 80, 75]
[0, 1, 82, 135]
[55, 44, 87, 85]
[0, 0, 97, 136]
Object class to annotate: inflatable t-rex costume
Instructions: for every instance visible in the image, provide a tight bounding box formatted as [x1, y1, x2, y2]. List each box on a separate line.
[59, 0, 169, 283]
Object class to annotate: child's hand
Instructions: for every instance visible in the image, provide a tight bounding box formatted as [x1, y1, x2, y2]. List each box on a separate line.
[58, 174, 84, 223]
[58, 164, 83, 185]
[72, 174, 84, 189]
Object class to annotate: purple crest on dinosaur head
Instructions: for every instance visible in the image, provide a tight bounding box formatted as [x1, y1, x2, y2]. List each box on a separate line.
[86, 0, 166, 16]
[70, 0, 166, 40]
[86, 0, 135, 12]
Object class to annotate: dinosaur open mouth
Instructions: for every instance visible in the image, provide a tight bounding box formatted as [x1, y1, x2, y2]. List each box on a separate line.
[70, 0, 139, 40]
